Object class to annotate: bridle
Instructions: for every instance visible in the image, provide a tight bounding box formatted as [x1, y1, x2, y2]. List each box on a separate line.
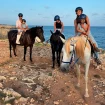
[61, 36, 88, 68]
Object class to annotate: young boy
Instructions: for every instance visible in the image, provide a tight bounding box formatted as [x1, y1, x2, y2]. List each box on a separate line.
[21, 19, 28, 32]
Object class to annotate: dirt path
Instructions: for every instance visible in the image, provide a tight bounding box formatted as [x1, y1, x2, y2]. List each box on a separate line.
[0, 40, 105, 105]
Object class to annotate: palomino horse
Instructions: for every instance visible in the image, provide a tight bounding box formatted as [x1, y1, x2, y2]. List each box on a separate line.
[50, 30, 65, 68]
[60, 36, 91, 97]
[8, 26, 45, 61]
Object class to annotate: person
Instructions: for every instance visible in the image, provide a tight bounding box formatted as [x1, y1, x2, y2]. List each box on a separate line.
[76, 13, 101, 64]
[21, 19, 28, 32]
[54, 15, 64, 33]
[16, 13, 25, 44]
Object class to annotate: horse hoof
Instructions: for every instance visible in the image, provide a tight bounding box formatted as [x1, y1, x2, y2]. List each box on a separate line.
[76, 83, 80, 87]
[84, 94, 89, 97]
[52, 66, 54, 68]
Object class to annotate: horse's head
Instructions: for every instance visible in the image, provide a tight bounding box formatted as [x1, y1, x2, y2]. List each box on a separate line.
[30, 26, 45, 42]
[60, 38, 77, 71]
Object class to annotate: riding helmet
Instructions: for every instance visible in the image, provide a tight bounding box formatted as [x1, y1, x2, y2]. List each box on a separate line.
[79, 14, 86, 19]
[54, 15, 60, 21]
[18, 13, 23, 17]
[75, 7, 83, 12]
[22, 19, 26, 22]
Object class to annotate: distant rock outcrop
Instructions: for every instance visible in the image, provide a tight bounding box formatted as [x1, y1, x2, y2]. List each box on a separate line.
[0, 24, 16, 38]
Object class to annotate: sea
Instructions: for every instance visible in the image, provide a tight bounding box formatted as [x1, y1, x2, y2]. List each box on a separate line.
[29, 26, 105, 49]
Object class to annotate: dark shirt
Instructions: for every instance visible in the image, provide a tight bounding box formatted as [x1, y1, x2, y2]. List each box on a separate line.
[56, 21, 62, 29]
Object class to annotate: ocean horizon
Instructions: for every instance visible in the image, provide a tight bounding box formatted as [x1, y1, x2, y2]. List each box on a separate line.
[29, 26, 105, 49]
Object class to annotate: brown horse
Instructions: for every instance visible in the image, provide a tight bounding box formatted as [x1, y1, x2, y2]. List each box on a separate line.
[8, 26, 45, 61]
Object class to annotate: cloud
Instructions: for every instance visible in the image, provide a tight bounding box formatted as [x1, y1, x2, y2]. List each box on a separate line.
[92, 13, 99, 16]
[44, 6, 50, 9]
[43, 17, 49, 19]
[38, 13, 42, 16]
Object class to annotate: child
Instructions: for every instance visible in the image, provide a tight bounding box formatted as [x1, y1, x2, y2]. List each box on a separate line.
[21, 19, 28, 32]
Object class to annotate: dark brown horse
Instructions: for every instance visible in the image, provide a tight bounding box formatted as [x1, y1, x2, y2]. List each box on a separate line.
[8, 26, 45, 61]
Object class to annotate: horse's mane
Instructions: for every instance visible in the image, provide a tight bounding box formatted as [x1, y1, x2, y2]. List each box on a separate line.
[65, 36, 90, 59]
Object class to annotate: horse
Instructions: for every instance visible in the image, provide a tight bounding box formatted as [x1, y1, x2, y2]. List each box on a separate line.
[50, 30, 65, 68]
[8, 26, 45, 62]
[60, 36, 91, 97]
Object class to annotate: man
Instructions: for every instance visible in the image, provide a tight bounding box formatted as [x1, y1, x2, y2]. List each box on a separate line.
[16, 13, 25, 44]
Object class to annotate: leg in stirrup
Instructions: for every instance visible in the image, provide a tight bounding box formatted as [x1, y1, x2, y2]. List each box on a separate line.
[16, 32, 22, 44]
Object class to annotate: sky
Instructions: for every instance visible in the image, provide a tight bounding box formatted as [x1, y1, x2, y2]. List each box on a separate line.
[0, 0, 105, 26]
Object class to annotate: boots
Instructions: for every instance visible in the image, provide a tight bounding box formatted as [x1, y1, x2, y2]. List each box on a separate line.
[92, 43, 100, 52]
[16, 32, 22, 44]
[94, 58, 101, 65]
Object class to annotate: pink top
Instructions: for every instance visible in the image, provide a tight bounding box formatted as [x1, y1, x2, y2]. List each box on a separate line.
[16, 19, 22, 32]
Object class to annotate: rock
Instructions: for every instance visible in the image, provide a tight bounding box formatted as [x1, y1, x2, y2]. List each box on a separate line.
[0, 83, 3, 88]
[3, 88, 21, 98]
[22, 78, 34, 83]
[34, 85, 43, 95]
[54, 101, 59, 105]
[4, 96, 15, 104]
[10, 77, 17, 80]
[0, 76, 6, 81]
[14, 97, 28, 105]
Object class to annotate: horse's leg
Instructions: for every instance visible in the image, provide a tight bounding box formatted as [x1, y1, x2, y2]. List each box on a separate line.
[75, 64, 81, 87]
[13, 45, 17, 56]
[30, 46, 32, 62]
[9, 43, 12, 57]
[84, 62, 90, 97]
[57, 51, 60, 67]
[24, 46, 27, 61]
[52, 48, 55, 68]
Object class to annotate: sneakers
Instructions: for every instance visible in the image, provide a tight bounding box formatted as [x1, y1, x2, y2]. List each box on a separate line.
[94, 58, 101, 65]
[94, 47, 100, 52]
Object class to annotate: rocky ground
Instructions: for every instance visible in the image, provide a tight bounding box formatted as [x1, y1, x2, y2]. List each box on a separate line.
[0, 40, 105, 105]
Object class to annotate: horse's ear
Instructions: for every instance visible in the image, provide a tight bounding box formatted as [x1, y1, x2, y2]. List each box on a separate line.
[50, 30, 53, 34]
[42, 26, 43, 28]
[60, 36, 66, 43]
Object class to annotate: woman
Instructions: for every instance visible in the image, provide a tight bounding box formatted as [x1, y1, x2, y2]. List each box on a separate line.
[54, 15, 64, 33]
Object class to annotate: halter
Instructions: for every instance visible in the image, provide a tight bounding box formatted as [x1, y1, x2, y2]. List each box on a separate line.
[62, 44, 75, 65]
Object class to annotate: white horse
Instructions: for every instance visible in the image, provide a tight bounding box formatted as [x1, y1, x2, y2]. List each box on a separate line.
[60, 36, 91, 97]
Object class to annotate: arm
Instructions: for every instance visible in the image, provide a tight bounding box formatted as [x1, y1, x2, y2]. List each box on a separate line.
[76, 24, 87, 35]
[61, 22, 64, 33]
[74, 19, 77, 35]
[86, 16, 90, 34]
[54, 22, 56, 32]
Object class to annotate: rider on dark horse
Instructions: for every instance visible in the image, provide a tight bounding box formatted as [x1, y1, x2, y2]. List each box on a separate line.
[16, 13, 28, 44]
[54, 15, 64, 34]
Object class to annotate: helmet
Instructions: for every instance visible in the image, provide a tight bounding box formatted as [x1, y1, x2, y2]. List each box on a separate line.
[75, 7, 83, 12]
[18, 13, 23, 17]
[54, 15, 60, 21]
[79, 14, 86, 19]
[22, 19, 26, 22]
